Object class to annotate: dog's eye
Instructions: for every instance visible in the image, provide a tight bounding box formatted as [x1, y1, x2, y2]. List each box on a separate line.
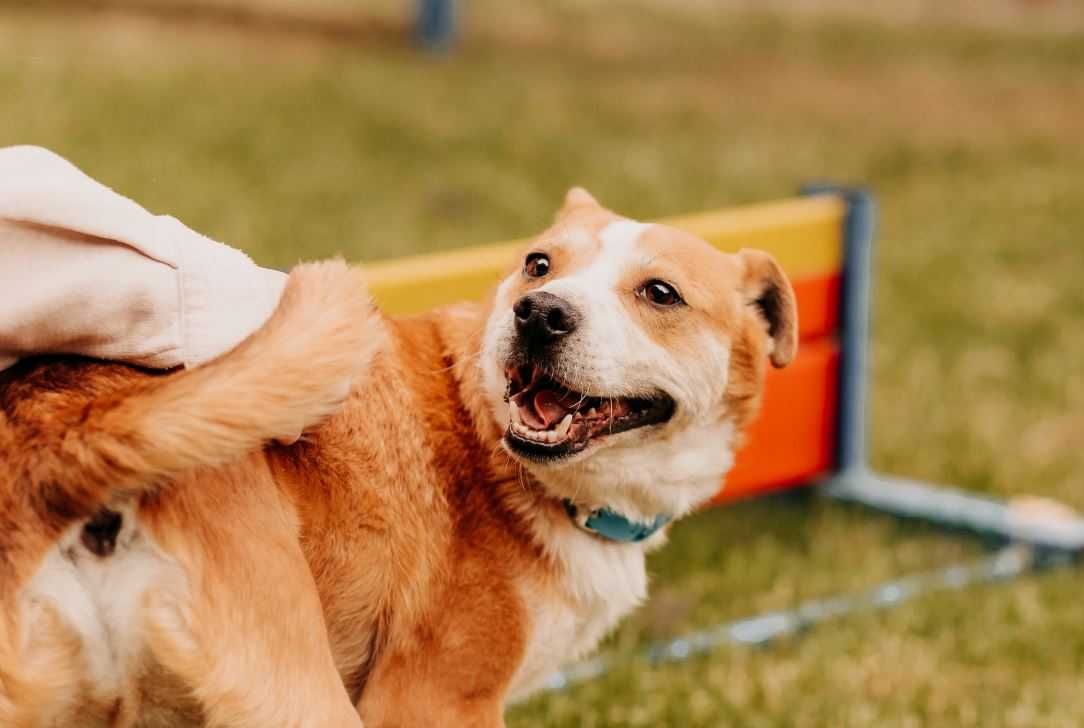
[640, 280, 683, 307]
[524, 252, 550, 278]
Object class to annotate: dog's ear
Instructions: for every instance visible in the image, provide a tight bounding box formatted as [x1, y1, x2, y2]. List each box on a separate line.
[556, 187, 600, 220]
[738, 249, 798, 368]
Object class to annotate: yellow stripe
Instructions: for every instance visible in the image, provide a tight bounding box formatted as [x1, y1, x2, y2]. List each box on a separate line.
[364, 195, 845, 315]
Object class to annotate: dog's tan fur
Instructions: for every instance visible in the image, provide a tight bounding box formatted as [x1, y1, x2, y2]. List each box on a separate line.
[0, 192, 796, 727]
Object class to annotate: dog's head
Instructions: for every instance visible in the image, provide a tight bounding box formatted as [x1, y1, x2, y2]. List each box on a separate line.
[480, 189, 798, 520]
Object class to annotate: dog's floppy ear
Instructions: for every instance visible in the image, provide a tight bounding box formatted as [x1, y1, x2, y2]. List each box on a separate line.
[556, 187, 600, 220]
[738, 248, 798, 368]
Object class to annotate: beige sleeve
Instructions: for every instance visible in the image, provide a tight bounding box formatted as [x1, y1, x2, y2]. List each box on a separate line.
[0, 145, 285, 372]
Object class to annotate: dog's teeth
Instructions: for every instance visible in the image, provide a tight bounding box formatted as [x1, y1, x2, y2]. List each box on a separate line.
[586, 407, 597, 419]
[556, 414, 573, 438]
[510, 405, 522, 426]
[511, 416, 573, 444]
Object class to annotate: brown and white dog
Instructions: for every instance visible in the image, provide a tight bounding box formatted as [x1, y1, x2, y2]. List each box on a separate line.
[0, 189, 796, 727]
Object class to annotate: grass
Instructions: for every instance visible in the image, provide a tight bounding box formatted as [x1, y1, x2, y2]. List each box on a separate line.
[2, 2, 1083, 725]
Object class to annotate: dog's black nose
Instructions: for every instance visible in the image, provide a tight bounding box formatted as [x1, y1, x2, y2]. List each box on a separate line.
[513, 291, 579, 346]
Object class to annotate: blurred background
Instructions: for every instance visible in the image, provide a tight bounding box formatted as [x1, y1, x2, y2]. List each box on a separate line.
[3, 1, 1082, 725]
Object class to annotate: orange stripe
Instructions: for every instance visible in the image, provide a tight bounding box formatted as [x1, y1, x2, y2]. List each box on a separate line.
[713, 337, 840, 503]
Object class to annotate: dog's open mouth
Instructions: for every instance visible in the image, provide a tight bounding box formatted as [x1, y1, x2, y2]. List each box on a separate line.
[503, 364, 675, 460]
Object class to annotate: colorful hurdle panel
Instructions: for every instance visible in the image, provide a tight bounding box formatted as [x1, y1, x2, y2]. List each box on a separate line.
[363, 190, 850, 504]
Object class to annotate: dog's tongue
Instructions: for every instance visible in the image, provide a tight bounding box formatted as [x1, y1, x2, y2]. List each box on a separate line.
[532, 389, 574, 428]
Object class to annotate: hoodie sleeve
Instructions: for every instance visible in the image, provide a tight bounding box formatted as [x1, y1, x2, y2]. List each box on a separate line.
[0, 145, 286, 372]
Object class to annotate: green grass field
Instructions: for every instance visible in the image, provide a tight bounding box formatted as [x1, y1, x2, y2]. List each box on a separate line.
[3, 2, 1083, 725]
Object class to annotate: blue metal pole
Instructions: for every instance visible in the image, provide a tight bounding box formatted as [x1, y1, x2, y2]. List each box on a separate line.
[417, 0, 457, 51]
[801, 185, 877, 475]
[834, 190, 877, 473]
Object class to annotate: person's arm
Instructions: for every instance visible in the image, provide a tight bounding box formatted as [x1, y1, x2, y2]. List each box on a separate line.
[0, 145, 285, 372]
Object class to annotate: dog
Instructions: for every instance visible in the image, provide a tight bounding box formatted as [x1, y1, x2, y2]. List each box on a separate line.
[0, 188, 797, 727]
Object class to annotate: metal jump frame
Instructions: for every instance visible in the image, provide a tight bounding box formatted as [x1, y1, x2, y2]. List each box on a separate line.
[544, 185, 1084, 691]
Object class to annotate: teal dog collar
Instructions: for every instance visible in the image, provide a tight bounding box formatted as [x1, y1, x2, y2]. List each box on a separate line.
[563, 500, 671, 543]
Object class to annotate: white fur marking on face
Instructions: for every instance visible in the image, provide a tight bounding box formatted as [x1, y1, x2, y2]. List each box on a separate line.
[534, 219, 655, 393]
[561, 226, 594, 247]
[598, 219, 649, 258]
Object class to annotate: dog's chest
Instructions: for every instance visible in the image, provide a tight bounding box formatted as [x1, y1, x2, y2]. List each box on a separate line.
[507, 535, 648, 702]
